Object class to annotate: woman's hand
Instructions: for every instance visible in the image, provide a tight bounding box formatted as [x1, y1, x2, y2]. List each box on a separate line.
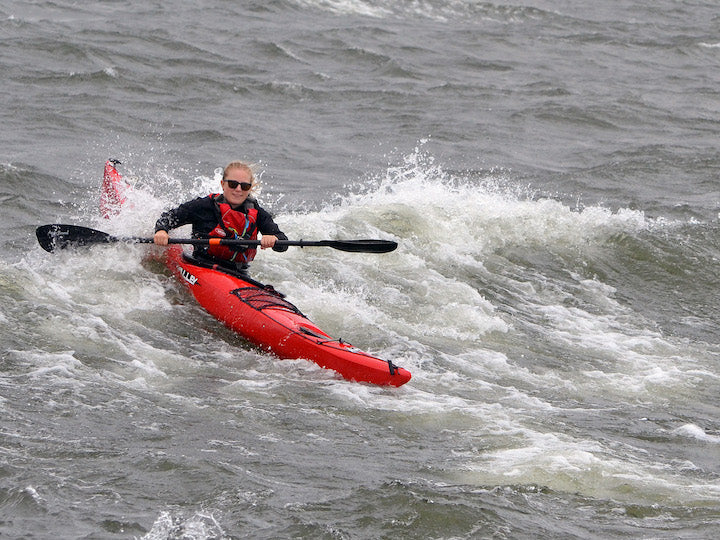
[154, 230, 169, 246]
[260, 235, 277, 249]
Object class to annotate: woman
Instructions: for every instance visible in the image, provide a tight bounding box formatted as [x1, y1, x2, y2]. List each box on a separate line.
[153, 161, 287, 273]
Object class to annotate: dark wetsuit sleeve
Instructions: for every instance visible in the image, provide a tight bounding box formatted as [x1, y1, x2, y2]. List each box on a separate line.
[256, 207, 288, 252]
[154, 197, 216, 235]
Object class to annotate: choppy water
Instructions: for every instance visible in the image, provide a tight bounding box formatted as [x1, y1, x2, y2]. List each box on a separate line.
[2, 1, 720, 538]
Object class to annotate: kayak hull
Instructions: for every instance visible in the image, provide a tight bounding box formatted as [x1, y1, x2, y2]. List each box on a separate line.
[102, 160, 411, 386]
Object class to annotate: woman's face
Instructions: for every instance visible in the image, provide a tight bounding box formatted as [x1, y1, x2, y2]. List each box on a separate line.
[221, 166, 253, 206]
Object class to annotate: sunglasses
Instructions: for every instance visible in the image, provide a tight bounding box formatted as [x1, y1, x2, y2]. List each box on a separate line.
[224, 180, 253, 191]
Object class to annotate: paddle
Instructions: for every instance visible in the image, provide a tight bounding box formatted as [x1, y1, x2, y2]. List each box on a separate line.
[36, 224, 398, 254]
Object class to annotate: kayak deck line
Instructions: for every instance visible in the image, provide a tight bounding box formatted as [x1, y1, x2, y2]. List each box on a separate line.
[231, 286, 305, 317]
[182, 254, 305, 315]
[180, 254, 366, 351]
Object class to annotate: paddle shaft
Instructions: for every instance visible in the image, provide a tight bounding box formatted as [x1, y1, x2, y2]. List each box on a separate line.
[36, 224, 397, 254]
[104, 236, 395, 252]
[134, 237, 367, 249]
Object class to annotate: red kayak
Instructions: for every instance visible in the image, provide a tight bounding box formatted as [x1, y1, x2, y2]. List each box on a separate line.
[102, 160, 411, 386]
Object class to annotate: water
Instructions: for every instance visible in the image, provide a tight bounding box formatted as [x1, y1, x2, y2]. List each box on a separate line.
[2, 1, 720, 538]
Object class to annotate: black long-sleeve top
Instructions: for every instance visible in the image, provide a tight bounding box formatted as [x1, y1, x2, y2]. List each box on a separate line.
[154, 195, 288, 261]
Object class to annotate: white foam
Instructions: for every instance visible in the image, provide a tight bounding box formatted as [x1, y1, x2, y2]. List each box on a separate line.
[674, 424, 720, 444]
[142, 510, 227, 540]
[292, 0, 392, 18]
[464, 428, 720, 505]
[13, 350, 84, 382]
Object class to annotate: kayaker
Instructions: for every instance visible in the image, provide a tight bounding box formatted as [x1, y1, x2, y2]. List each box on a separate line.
[153, 160, 288, 274]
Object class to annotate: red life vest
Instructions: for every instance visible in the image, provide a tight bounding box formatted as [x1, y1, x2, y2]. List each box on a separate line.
[207, 195, 258, 263]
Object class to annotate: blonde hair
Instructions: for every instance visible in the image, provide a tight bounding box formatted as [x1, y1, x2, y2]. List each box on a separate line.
[222, 161, 260, 195]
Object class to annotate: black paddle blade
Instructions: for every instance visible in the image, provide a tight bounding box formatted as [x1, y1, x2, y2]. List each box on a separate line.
[36, 224, 114, 252]
[322, 239, 398, 253]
